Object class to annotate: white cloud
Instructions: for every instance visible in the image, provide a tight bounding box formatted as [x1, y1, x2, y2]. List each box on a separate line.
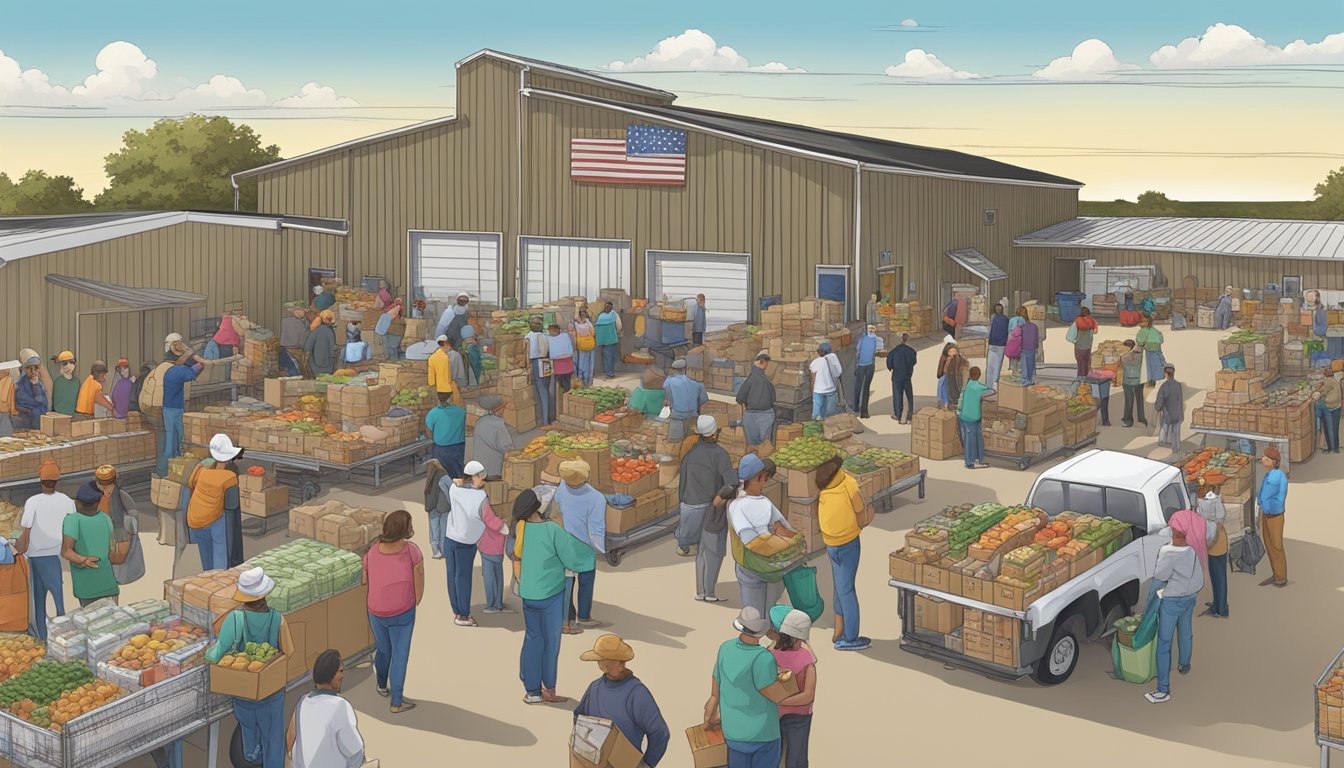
[71, 42, 159, 100]
[272, 82, 359, 108]
[176, 75, 268, 106]
[900, 19, 919, 27]
[1033, 39, 1140, 80]
[0, 49, 72, 102]
[1149, 23, 1344, 68]
[606, 29, 805, 73]
[883, 49, 981, 79]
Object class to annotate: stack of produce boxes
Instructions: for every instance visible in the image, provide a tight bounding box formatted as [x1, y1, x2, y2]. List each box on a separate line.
[232, 329, 281, 386]
[0, 421, 155, 481]
[911, 407, 960, 460]
[1319, 654, 1344, 742]
[772, 434, 843, 554]
[1180, 449, 1255, 529]
[1193, 377, 1321, 462]
[989, 379, 1072, 456]
[286, 500, 389, 550]
[238, 466, 290, 518]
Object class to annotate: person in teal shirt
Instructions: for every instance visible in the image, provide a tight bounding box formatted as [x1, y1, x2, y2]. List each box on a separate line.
[595, 302, 622, 379]
[513, 489, 595, 705]
[423, 393, 466, 477]
[630, 369, 667, 418]
[62, 482, 127, 606]
[704, 606, 792, 766]
[312, 285, 336, 311]
[49, 351, 80, 417]
[956, 366, 991, 470]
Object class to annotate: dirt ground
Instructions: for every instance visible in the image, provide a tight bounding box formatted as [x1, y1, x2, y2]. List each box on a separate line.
[108, 324, 1342, 767]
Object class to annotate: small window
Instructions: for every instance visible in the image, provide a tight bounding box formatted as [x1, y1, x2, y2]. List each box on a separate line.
[983, 209, 998, 226]
[1030, 479, 1065, 516]
[1158, 483, 1186, 522]
[1105, 488, 1147, 529]
[1067, 483, 1105, 518]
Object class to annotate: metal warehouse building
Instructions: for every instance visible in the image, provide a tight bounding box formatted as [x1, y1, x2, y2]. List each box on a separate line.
[232, 49, 1083, 327]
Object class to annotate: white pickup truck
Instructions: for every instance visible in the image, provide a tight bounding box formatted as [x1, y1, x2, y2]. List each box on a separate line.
[891, 449, 1191, 684]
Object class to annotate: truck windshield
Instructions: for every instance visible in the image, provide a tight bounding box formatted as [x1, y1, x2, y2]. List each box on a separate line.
[1029, 479, 1147, 529]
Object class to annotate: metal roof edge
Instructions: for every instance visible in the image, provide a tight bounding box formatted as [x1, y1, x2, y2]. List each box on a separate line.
[1012, 238, 1342, 262]
[232, 116, 461, 180]
[456, 49, 677, 100]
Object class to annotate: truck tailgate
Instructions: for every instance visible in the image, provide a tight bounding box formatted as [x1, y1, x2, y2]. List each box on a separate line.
[888, 579, 1027, 622]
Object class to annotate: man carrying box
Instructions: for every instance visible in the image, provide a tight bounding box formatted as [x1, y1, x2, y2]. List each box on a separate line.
[704, 607, 793, 768]
[574, 635, 669, 768]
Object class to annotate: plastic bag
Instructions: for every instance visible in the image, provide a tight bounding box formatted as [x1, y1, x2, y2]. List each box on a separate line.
[1132, 588, 1161, 649]
[782, 565, 825, 622]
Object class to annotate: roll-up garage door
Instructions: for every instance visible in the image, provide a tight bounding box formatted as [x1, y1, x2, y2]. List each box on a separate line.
[521, 237, 631, 307]
[647, 251, 751, 331]
[409, 231, 501, 306]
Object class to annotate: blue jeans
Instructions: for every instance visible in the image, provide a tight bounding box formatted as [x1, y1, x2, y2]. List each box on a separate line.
[960, 417, 984, 467]
[1208, 553, 1229, 616]
[1020, 351, 1037, 386]
[567, 569, 596, 622]
[601, 344, 619, 378]
[380, 333, 402, 361]
[190, 515, 228, 572]
[433, 443, 465, 479]
[428, 512, 446, 557]
[726, 738, 782, 768]
[481, 553, 504, 610]
[520, 590, 566, 695]
[532, 359, 553, 424]
[811, 391, 837, 420]
[29, 555, 65, 640]
[575, 349, 595, 387]
[1316, 400, 1339, 452]
[1155, 592, 1196, 694]
[369, 607, 415, 707]
[232, 691, 285, 768]
[780, 714, 812, 768]
[278, 348, 301, 376]
[160, 406, 184, 476]
[852, 364, 875, 416]
[1145, 350, 1165, 384]
[828, 538, 861, 644]
[445, 539, 477, 617]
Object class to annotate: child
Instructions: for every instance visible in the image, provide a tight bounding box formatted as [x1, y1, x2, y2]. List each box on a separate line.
[471, 463, 512, 615]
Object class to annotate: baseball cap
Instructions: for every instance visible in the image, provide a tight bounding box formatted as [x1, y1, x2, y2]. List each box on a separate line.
[464, 460, 486, 477]
[738, 453, 765, 481]
[774, 607, 813, 640]
[755, 351, 771, 362]
[38, 461, 60, 482]
[75, 481, 104, 505]
[671, 359, 687, 370]
[1164, 363, 1175, 373]
[436, 335, 449, 344]
[479, 394, 503, 411]
[696, 415, 719, 437]
[733, 606, 769, 637]
[55, 351, 75, 363]
[456, 292, 470, 300]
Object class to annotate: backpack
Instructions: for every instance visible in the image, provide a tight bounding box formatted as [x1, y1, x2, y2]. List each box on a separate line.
[138, 361, 178, 419]
[1005, 325, 1024, 359]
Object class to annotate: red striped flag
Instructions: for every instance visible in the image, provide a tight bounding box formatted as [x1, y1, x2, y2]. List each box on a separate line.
[570, 134, 687, 186]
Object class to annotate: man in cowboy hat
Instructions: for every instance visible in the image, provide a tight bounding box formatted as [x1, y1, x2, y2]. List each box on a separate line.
[49, 351, 80, 417]
[574, 635, 670, 768]
[61, 480, 129, 607]
[704, 607, 792, 767]
[13, 349, 51, 430]
[472, 394, 514, 480]
[17, 460, 74, 638]
[186, 434, 246, 570]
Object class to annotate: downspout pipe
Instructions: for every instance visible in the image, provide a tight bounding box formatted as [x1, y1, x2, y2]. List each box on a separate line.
[516, 65, 530, 303]
[231, 173, 241, 211]
[853, 162, 863, 323]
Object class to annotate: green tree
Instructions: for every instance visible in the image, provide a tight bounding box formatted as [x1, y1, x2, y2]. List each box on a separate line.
[1134, 190, 1177, 214]
[0, 170, 94, 215]
[1313, 166, 1344, 220]
[95, 115, 281, 211]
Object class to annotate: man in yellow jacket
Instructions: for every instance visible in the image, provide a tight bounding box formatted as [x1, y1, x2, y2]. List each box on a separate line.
[815, 456, 870, 652]
[427, 335, 461, 406]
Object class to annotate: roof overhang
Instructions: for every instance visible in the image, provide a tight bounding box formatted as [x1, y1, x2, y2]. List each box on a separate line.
[45, 274, 208, 309]
[232, 116, 460, 181]
[1015, 217, 1344, 262]
[456, 49, 677, 101]
[946, 248, 1007, 283]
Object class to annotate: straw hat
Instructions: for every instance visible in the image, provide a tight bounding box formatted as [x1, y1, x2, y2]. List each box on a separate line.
[580, 634, 634, 663]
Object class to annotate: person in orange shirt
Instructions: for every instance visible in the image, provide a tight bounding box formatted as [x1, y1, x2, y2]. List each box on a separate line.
[75, 361, 115, 418]
[186, 434, 245, 570]
[815, 456, 870, 652]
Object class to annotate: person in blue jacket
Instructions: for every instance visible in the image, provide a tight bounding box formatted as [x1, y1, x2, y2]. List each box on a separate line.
[574, 634, 670, 767]
[985, 304, 1010, 386]
[14, 352, 50, 430]
[1256, 446, 1289, 588]
[556, 459, 605, 635]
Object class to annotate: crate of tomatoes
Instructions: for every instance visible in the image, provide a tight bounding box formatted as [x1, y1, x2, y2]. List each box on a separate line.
[610, 456, 659, 498]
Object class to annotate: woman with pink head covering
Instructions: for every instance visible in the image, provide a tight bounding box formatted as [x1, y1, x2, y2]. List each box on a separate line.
[1145, 512, 1205, 704]
[376, 298, 405, 361]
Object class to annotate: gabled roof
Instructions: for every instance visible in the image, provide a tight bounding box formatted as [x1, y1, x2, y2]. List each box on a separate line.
[456, 49, 676, 101]
[1015, 217, 1344, 261]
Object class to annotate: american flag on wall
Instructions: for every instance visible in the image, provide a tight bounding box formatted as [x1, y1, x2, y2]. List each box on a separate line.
[570, 125, 687, 185]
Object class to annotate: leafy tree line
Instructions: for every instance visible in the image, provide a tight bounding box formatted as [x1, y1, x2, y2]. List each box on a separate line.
[1081, 173, 1344, 221]
[0, 115, 280, 216]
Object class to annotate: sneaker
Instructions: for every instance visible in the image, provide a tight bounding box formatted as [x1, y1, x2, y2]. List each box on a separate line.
[576, 618, 600, 628]
[1144, 691, 1171, 704]
[1178, 664, 1191, 675]
[562, 624, 584, 635]
[834, 638, 872, 651]
[482, 608, 502, 615]
[1273, 580, 1289, 588]
[523, 693, 545, 705]
[431, 553, 444, 560]
[376, 686, 390, 698]
[454, 617, 477, 627]
[497, 605, 518, 614]
[702, 596, 727, 603]
[1258, 577, 1277, 587]
[676, 546, 692, 557]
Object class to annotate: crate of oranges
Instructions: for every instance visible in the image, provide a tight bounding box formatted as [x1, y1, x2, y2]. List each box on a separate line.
[610, 456, 659, 497]
[0, 633, 47, 682]
[97, 623, 208, 690]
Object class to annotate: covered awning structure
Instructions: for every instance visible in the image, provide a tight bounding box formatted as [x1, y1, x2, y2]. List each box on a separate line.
[45, 275, 209, 309]
[44, 275, 209, 374]
[946, 248, 1008, 308]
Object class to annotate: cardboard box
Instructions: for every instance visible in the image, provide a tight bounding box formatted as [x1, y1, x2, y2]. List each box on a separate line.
[993, 635, 1020, 668]
[605, 504, 641, 535]
[571, 716, 644, 768]
[41, 412, 73, 437]
[70, 418, 98, 438]
[241, 486, 290, 517]
[919, 563, 962, 596]
[888, 552, 924, 584]
[685, 724, 729, 768]
[992, 578, 1044, 611]
[761, 669, 801, 700]
[996, 383, 1048, 414]
[762, 478, 785, 512]
[962, 628, 994, 662]
[326, 585, 374, 658]
[913, 595, 964, 634]
[778, 465, 820, 499]
[289, 502, 339, 539]
[151, 477, 184, 510]
[286, 599, 328, 678]
[210, 656, 288, 700]
[238, 472, 276, 494]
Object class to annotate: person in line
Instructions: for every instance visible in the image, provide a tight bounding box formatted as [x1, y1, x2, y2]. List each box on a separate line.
[213, 313, 244, 359]
[17, 460, 73, 639]
[514, 489, 594, 704]
[1145, 515, 1203, 704]
[569, 309, 597, 389]
[735, 352, 776, 448]
[444, 337, 468, 395]
[630, 368, 667, 419]
[303, 310, 338, 377]
[941, 296, 959, 338]
[62, 481, 129, 607]
[808, 342, 842, 420]
[767, 606, 818, 768]
[681, 416, 738, 595]
[886, 333, 917, 424]
[1005, 308, 1026, 373]
[1019, 308, 1041, 386]
[363, 510, 423, 713]
[49, 351, 80, 417]
[375, 298, 404, 362]
[556, 459, 604, 634]
[108, 360, 135, 419]
[95, 465, 143, 586]
[461, 325, 483, 386]
[427, 335, 461, 406]
[985, 304, 1009, 386]
[957, 366, 992, 470]
[280, 306, 311, 376]
[377, 278, 394, 308]
[547, 322, 576, 403]
[443, 461, 509, 627]
[851, 324, 881, 420]
[595, 302, 623, 380]
[1069, 306, 1098, 377]
[692, 294, 708, 347]
[14, 350, 50, 430]
[423, 392, 467, 478]
[1215, 286, 1235, 331]
[575, 635, 671, 768]
[288, 650, 367, 768]
[1257, 447, 1289, 588]
[703, 607, 792, 767]
[423, 459, 449, 560]
[159, 350, 204, 477]
[1195, 483, 1230, 619]
[815, 456, 871, 651]
[312, 284, 335, 312]
[206, 568, 295, 768]
[435, 291, 472, 342]
[664, 359, 708, 442]
[75, 361, 116, 418]
[1153, 364, 1184, 458]
[728, 455, 800, 619]
[1119, 339, 1148, 428]
[186, 434, 246, 570]
[525, 318, 553, 425]
[1314, 370, 1342, 454]
[935, 343, 965, 412]
[472, 395, 515, 480]
[0, 362, 15, 437]
[1136, 315, 1165, 388]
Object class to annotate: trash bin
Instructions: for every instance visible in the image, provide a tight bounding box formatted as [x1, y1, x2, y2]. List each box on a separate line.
[1056, 292, 1086, 324]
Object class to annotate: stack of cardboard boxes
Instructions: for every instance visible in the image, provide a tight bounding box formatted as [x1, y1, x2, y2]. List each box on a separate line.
[911, 407, 960, 461]
[494, 369, 539, 432]
[232, 331, 280, 386]
[0, 418, 155, 480]
[238, 469, 289, 518]
[288, 500, 390, 550]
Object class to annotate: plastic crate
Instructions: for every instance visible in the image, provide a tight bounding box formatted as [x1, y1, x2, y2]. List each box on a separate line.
[95, 661, 144, 692]
[182, 604, 214, 636]
[62, 666, 212, 768]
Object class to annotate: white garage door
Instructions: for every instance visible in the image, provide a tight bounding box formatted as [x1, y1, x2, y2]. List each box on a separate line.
[410, 231, 501, 305]
[648, 251, 751, 331]
[521, 237, 631, 306]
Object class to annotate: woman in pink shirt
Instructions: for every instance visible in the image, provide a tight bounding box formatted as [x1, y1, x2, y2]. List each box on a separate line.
[212, 313, 244, 357]
[768, 606, 818, 768]
[451, 460, 512, 616]
[363, 510, 424, 713]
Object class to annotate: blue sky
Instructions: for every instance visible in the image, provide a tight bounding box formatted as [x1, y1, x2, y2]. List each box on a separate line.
[2, 0, 1342, 199]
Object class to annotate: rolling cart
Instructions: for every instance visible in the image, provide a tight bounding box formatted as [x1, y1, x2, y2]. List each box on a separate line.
[983, 434, 1099, 471]
[603, 509, 680, 566]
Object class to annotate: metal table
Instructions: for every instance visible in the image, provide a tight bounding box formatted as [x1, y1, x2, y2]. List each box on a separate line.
[604, 509, 680, 566]
[193, 441, 429, 503]
[1317, 644, 1344, 767]
[0, 459, 155, 503]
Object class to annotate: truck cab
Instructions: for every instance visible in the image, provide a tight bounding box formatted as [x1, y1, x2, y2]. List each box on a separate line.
[894, 449, 1189, 685]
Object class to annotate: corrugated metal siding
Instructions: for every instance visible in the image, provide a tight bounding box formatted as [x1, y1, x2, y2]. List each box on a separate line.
[1026, 246, 1344, 295]
[1, 224, 342, 370]
[256, 154, 350, 219]
[861, 172, 1079, 307]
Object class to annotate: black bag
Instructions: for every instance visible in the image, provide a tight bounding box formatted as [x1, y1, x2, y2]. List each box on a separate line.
[1230, 526, 1265, 574]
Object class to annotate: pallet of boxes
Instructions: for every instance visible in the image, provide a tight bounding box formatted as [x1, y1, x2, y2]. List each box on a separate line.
[1179, 449, 1255, 532]
[883, 300, 934, 340]
[288, 500, 390, 550]
[0, 414, 154, 481]
[232, 327, 281, 388]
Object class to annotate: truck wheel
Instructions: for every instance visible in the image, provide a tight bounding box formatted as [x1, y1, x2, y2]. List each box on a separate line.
[1098, 594, 1130, 640]
[1032, 616, 1083, 685]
